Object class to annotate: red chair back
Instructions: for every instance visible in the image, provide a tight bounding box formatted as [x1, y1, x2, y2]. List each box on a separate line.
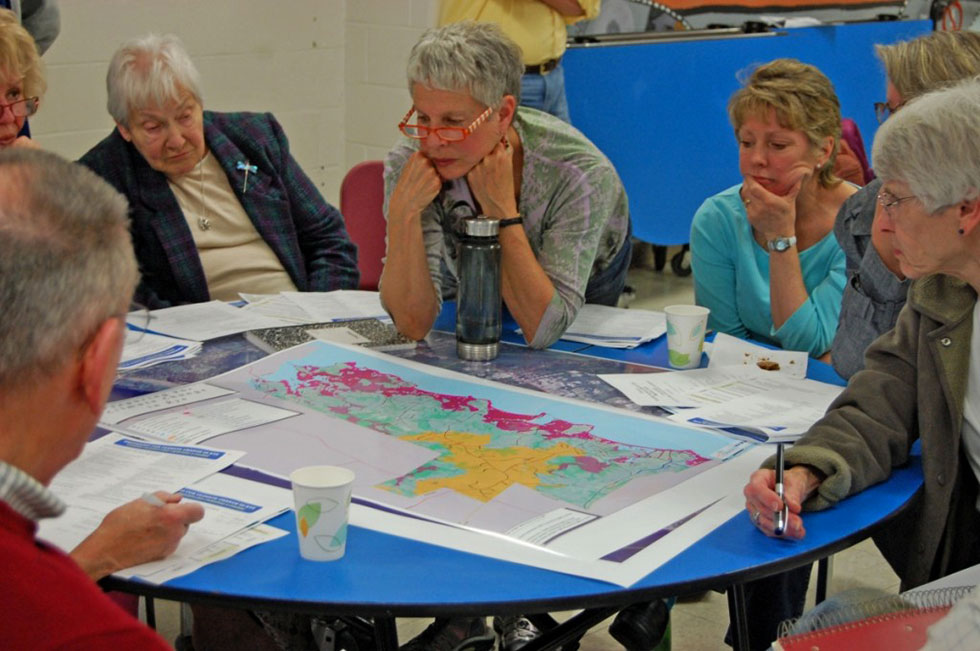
[339, 160, 386, 291]
[841, 118, 874, 184]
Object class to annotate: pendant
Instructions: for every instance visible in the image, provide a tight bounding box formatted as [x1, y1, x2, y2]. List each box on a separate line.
[198, 216, 211, 231]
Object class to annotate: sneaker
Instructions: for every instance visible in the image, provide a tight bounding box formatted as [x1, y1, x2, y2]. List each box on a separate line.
[399, 617, 495, 651]
[492, 615, 542, 651]
[608, 600, 669, 651]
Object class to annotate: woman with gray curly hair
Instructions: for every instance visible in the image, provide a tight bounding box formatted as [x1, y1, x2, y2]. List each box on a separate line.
[745, 74, 980, 612]
[380, 21, 632, 349]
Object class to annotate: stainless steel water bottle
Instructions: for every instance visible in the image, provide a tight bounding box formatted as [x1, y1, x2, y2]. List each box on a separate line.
[456, 217, 501, 361]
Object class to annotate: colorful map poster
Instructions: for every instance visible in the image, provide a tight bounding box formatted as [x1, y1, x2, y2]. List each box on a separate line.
[109, 340, 764, 585]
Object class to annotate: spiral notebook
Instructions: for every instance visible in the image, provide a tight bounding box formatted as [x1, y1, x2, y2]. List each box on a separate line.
[773, 587, 973, 651]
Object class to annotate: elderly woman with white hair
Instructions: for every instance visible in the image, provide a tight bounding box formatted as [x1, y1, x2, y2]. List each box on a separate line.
[80, 34, 359, 309]
[745, 77, 980, 593]
[380, 21, 632, 348]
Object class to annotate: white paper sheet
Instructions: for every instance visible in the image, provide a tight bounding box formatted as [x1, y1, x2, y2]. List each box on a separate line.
[281, 290, 388, 321]
[560, 305, 667, 348]
[101, 383, 236, 425]
[115, 473, 291, 581]
[599, 367, 791, 408]
[124, 398, 301, 445]
[238, 293, 318, 324]
[708, 333, 808, 379]
[38, 434, 243, 552]
[139, 301, 290, 341]
[120, 330, 201, 371]
[668, 381, 843, 443]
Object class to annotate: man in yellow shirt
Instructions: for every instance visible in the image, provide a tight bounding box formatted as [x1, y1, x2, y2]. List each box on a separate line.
[439, 0, 601, 122]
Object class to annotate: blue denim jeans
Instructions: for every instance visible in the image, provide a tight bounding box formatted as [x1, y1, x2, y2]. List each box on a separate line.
[520, 62, 570, 123]
[584, 222, 633, 307]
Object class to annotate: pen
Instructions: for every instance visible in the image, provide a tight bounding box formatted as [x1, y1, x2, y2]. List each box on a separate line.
[773, 443, 788, 536]
[141, 491, 165, 507]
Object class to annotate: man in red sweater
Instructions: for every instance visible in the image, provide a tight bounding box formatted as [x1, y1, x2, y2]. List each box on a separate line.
[0, 149, 204, 649]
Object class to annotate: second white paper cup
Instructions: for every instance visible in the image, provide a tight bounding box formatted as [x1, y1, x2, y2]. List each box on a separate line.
[664, 304, 710, 370]
[290, 465, 355, 561]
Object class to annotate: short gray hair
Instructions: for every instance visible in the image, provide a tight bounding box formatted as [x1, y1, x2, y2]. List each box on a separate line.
[872, 77, 980, 214]
[106, 33, 203, 125]
[407, 21, 523, 109]
[0, 149, 137, 388]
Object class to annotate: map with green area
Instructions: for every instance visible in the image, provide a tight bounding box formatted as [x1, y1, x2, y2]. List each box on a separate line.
[252, 358, 714, 510]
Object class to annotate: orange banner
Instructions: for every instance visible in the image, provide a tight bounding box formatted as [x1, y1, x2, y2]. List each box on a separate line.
[666, 0, 894, 9]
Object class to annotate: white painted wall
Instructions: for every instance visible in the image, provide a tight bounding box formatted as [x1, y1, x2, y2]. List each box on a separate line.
[29, 0, 435, 205]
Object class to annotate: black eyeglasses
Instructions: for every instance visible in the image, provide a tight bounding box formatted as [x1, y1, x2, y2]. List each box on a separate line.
[0, 96, 39, 119]
[873, 100, 904, 124]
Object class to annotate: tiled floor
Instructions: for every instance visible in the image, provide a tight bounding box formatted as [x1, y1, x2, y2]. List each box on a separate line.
[151, 243, 901, 649]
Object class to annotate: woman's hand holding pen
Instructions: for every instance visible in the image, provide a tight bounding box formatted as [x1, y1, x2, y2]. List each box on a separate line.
[744, 466, 822, 539]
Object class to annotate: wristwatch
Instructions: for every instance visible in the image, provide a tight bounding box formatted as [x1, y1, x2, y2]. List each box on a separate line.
[766, 236, 797, 253]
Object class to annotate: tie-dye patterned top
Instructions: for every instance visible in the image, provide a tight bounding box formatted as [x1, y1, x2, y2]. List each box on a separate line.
[383, 106, 631, 348]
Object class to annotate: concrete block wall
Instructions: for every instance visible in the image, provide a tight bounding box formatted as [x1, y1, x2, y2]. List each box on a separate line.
[345, 0, 436, 169]
[29, 0, 435, 205]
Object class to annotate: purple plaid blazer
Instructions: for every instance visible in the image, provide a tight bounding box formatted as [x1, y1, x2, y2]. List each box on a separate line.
[80, 111, 359, 308]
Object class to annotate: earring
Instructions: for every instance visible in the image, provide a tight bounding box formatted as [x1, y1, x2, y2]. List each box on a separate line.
[959, 228, 965, 235]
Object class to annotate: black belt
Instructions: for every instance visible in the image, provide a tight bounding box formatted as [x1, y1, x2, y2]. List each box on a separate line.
[525, 57, 560, 75]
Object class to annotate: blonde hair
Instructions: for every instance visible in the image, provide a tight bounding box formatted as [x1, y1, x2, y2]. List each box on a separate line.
[877, 30, 980, 102]
[0, 8, 45, 99]
[728, 58, 842, 187]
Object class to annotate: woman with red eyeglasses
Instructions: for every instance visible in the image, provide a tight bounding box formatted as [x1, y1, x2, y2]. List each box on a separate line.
[0, 9, 43, 150]
[380, 21, 632, 350]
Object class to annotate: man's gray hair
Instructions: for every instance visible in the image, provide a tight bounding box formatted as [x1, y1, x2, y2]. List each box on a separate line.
[873, 77, 980, 213]
[0, 149, 137, 388]
[106, 33, 203, 125]
[407, 21, 523, 109]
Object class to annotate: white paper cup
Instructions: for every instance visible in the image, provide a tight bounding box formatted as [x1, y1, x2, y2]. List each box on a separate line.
[290, 465, 355, 561]
[664, 305, 710, 370]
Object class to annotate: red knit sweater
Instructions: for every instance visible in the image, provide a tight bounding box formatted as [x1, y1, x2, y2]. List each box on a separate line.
[0, 501, 170, 650]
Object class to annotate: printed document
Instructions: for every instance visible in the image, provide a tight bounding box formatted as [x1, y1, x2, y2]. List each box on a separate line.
[39, 433, 243, 552]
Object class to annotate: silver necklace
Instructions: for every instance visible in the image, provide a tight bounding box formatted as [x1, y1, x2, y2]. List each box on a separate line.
[197, 158, 211, 231]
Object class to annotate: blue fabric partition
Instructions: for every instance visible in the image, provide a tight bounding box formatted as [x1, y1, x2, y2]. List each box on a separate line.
[563, 20, 933, 245]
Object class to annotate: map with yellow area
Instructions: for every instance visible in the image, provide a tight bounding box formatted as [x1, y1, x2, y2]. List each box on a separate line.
[253, 357, 716, 511]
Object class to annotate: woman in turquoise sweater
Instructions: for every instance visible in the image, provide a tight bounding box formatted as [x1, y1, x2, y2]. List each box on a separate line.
[691, 59, 856, 358]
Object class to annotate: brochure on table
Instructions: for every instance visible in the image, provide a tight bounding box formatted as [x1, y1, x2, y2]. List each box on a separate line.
[38, 434, 291, 584]
[599, 334, 842, 442]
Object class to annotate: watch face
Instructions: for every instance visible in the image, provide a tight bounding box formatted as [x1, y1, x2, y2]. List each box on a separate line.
[768, 237, 795, 252]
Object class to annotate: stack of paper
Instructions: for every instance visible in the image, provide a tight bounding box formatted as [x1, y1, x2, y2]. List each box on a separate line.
[38, 433, 291, 584]
[119, 328, 202, 372]
[135, 291, 393, 342]
[560, 304, 667, 348]
[599, 334, 843, 443]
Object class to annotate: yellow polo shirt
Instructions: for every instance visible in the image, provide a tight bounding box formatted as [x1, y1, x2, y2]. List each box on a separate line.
[438, 0, 601, 65]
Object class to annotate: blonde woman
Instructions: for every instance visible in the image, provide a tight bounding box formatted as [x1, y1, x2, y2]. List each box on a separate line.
[0, 8, 44, 149]
[691, 58, 857, 358]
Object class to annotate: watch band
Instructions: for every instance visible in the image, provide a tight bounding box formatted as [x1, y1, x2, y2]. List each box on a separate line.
[498, 216, 523, 229]
[766, 236, 797, 252]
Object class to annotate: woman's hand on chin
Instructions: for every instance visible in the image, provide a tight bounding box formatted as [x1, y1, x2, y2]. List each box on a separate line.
[742, 164, 810, 239]
[467, 139, 518, 218]
[389, 152, 442, 221]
